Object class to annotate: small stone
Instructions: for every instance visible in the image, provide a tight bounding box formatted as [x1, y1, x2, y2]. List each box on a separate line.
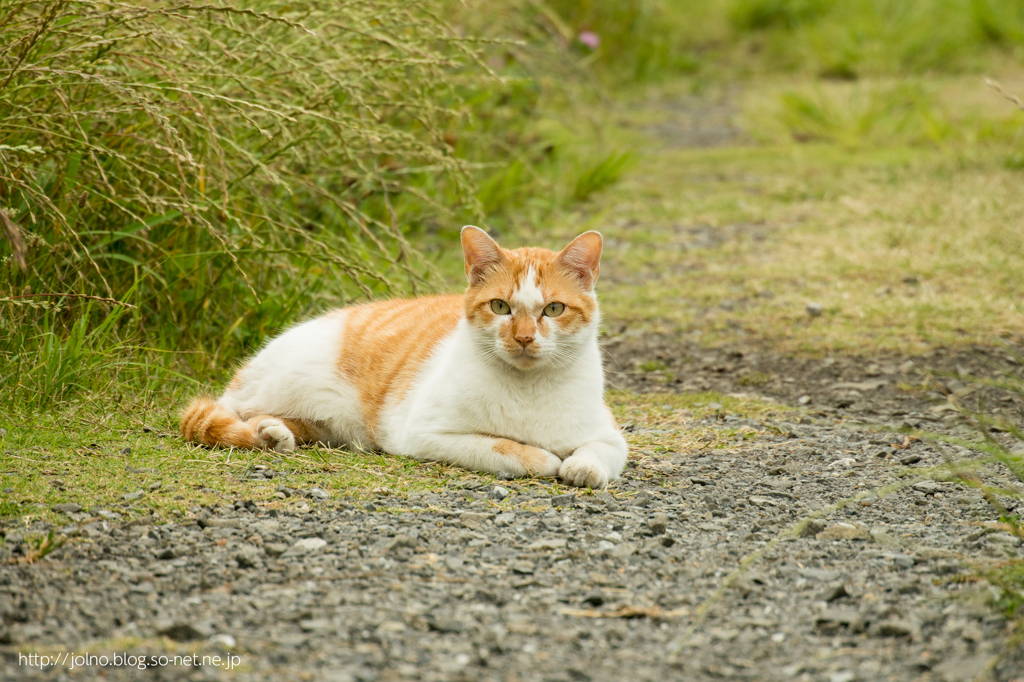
[858, 494, 877, 506]
[869, 527, 898, 546]
[806, 302, 823, 317]
[816, 523, 869, 541]
[158, 622, 208, 642]
[122, 490, 144, 501]
[386, 535, 418, 553]
[2, 487, 12, 494]
[460, 512, 492, 529]
[798, 395, 811, 405]
[147, 482, 162, 491]
[264, 543, 288, 557]
[299, 618, 333, 633]
[490, 486, 509, 500]
[292, 537, 327, 553]
[235, 546, 261, 569]
[870, 619, 915, 638]
[890, 553, 915, 569]
[119, 447, 131, 455]
[306, 487, 330, 500]
[510, 561, 535, 575]
[648, 513, 669, 535]
[51, 503, 82, 514]
[707, 402, 723, 411]
[208, 634, 236, 649]
[795, 519, 827, 538]
[900, 454, 923, 465]
[428, 618, 467, 634]
[912, 480, 942, 495]
[822, 583, 850, 602]
[660, 536, 676, 548]
[527, 538, 567, 551]
[550, 494, 576, 508]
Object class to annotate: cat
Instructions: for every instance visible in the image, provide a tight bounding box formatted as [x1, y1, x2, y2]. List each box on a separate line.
[180, 226, 628, 488]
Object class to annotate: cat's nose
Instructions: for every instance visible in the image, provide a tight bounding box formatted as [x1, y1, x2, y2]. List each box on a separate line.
[514, 333, 534, 347]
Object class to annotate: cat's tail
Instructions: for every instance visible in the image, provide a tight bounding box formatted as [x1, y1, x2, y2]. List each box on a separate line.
[180, 396, 258, 449]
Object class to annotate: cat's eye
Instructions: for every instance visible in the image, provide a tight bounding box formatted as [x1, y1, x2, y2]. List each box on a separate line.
[543, 302, 565, 317]
[490, 299, 511, 315]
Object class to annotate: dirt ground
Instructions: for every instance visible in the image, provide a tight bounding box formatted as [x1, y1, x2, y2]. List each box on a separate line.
[2, 337, 1023, 682]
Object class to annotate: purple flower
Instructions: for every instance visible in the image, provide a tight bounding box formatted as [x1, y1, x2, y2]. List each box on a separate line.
[578, 31, 600, 50]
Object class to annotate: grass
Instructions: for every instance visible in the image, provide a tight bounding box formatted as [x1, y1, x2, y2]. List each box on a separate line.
[0, 389, 789, 532]
[464, 73, 1024, 356]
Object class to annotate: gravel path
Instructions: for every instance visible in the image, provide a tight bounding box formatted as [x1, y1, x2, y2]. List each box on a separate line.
[2, 341, 1023, 681]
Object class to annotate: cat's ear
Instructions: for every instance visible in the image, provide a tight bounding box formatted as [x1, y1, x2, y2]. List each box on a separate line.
[556, 231, 602, 290]
[461, 225, 506, 285]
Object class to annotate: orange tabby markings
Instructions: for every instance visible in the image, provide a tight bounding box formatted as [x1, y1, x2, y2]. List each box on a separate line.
[337, 295, 462, 436]
[493, 439, 556, 474]
[180, 397, 257, 449]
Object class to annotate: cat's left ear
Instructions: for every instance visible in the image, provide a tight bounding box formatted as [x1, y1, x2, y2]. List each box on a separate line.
[556, 231, 602, 290]
[461, 225, 506, 286]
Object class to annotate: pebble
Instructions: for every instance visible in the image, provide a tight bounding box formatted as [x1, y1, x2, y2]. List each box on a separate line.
[122, 490, 144, 501]
[816, 523, 869, 541]
[291, 537, 327, 553]
[490, 486, 509, 500]
[648, 513, 669, 535]
[900, 454, 923, 465]
[806, 302, 823, 317]
[52, 503, 82, 514]
[550, 493, 576, 507]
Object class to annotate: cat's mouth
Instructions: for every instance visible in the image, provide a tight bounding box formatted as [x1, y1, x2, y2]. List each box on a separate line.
[505, 347, 541, 368]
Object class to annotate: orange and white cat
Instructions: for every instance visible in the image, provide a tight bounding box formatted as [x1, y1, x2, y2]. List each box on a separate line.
[180, 226, 627, 488]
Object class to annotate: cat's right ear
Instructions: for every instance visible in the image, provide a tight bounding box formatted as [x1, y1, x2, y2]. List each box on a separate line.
[461, 226, 505, 285]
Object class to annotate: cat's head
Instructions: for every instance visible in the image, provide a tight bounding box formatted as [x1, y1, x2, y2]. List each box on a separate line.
[461, 226, 602, 371]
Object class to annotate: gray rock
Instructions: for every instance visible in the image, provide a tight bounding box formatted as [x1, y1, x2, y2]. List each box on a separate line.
[806, 302, 823, 317]
[490, 486, 509, 500]
[816, 523, 869, 541]
[648, 513, 669, 535]
[122, 490, 144, 502]
[870, 619, 916, 638]
[52, 503, 82, 514]
[158, 622, 210, 642]
[264, 542, 289, 557]
[795, 519, 827, 537]
[550, 494, 576, 508]
[291, 537, 327, 553]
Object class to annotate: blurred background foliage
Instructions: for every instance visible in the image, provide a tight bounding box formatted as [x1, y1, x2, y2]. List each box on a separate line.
[1, 0, 1024, 408]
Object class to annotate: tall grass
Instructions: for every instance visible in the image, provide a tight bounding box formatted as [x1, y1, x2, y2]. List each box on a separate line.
[0, 1, 505, 389]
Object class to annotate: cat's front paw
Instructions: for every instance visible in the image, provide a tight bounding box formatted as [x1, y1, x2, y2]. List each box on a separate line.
[558, 449, 609, 489]
[256, 419, 296, 453]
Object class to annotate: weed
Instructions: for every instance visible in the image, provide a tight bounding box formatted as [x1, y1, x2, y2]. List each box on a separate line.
[638, 360, 669, 373]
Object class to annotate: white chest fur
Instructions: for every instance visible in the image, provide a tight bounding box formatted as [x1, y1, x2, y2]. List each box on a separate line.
[380, 321, 615, 457]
